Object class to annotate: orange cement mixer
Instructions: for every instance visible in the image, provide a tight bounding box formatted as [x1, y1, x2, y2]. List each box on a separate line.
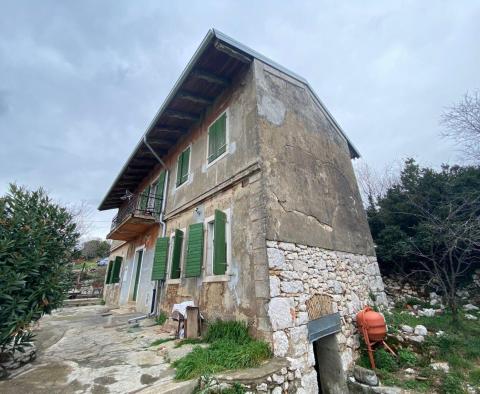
[356, 306, 395, 369]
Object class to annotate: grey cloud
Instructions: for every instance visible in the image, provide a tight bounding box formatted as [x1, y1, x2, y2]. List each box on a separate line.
[1, 1, 479, 238]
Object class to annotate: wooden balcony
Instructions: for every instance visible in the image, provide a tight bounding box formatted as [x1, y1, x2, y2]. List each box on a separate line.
[107, 191, 161, 241]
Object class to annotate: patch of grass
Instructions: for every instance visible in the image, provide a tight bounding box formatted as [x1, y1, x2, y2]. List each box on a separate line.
[174, 338, 204, 348]
[440, 373, 465, 394]
[398, 348, 417, 367]
[149, 337, 174, 347]
[220, 383, 246, 394]
[374, 348, 398, 372]
[402, 379, 431, 392]
[468, 368, 480, 386]
[155, 311, 168, 326]
[204, 320, 251, 344]
[172, 320, 272, 380]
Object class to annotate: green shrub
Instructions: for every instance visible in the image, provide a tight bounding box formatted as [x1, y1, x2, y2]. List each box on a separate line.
[374, 348, 398, 372]
[155, 311, 168, 325]
[398, 348, 417, 367]
[0, 185, 79, 354]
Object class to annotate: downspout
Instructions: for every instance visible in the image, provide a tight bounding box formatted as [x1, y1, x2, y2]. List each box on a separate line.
[144, 135, 169, 316]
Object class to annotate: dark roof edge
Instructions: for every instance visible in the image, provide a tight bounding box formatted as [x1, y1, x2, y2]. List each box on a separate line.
[98, 30, 217, 210]
[99, 29, 360, 211]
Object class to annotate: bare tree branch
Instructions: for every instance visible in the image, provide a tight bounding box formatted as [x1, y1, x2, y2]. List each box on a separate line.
[441, 91, 480, 163]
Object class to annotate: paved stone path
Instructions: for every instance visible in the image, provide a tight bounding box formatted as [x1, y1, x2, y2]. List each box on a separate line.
[0, 305, 179, 394]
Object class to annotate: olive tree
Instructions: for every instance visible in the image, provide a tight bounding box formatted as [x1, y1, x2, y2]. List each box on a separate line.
[0, 185, 79, 354]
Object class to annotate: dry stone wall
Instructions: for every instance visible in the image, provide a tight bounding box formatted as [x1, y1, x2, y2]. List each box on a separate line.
[266, 240, 387, 394]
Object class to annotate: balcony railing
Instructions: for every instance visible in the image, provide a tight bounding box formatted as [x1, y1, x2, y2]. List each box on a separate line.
[110, 191, 163, 232]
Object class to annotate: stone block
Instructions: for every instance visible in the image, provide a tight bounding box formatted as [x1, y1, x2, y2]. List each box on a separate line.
[268, 297, 295, 330]
[269, 275, 281, 297]
[272, 330, 289, 357]
[267, 248, 286, 269]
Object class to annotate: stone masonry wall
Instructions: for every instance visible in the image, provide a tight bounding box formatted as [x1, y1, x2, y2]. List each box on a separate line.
[266, 240, 387, 394]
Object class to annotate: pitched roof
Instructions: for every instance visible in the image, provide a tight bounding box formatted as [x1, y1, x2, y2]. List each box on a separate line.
[99, 29, 360, 211]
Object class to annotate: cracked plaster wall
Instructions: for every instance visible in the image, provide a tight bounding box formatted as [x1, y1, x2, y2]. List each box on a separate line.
[254, 60, 374, 256]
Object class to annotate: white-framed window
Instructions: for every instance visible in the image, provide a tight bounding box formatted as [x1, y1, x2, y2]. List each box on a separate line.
[176, 146, 191, 188]
[204, 208, 231, 277]
[207, 110, 229, 167]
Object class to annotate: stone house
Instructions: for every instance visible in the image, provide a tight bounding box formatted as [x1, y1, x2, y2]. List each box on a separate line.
[99, 29, 386, 393]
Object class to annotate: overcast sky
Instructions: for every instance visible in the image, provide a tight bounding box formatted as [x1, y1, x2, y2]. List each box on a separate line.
[1, 1, 479, 239]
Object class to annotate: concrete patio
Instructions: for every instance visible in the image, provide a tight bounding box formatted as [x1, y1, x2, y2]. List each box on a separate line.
[0, 305, 191, 394]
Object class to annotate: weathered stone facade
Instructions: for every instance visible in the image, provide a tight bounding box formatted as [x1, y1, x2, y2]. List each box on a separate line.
[266, 240, 387, 393]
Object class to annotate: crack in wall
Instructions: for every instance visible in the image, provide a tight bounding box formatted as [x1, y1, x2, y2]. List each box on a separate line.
[270, 190, 333, 232]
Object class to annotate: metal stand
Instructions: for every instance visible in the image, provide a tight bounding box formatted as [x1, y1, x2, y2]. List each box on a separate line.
[360, 325, 396, 370]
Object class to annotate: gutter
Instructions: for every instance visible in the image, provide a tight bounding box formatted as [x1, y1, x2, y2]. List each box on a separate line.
[141, 135, 170, 319]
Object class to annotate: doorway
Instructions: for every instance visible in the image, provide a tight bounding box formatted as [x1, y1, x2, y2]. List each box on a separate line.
[313, 334, 347, 394]
[132, 249, 143, 302]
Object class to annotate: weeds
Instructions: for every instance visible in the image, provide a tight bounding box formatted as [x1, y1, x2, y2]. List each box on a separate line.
[374, 348, 398, 372]
[149, 337, 174, 347]
[204, 320, 251, 344]
[440, 373, 464, 394]
[397, 349, 417, 367]
[172, 320, 271, 380]
[174, 338, 204, 348]
[155, 311, 168, 326]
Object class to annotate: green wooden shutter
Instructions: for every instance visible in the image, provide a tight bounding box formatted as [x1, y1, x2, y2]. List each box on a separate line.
[176, 153, 183, 186]
[181, 148, 190, 184]
[171, 229, 184, 279]
[208, 121, 217, 163]
[213, 210, 227, 275]
[152, 237, 169, 280]
[217, 113, 227, 157]
[154, 171, 166, 214]
[208, 113, 226, 163]
[139, 185, 150, 211]
[105, 260, 113, 284]
[112, 256, 123, 283]
[185, 223, 204, 277]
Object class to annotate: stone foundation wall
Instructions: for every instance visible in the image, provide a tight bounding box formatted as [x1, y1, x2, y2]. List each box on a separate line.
[266, 240, 387, 394]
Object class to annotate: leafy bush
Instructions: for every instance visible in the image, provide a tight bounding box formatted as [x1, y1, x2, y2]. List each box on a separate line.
[172, 320, 271, 380]
[0, 185, 79, 354]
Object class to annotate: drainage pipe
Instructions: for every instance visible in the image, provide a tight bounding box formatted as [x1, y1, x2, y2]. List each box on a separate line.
[142, 135, 169, 318]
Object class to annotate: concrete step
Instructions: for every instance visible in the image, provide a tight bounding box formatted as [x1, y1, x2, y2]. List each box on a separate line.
[63, 298, 103, 307]
[137, 379, 197, 394]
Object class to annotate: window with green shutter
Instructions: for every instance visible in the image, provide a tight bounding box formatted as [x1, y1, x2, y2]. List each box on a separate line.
[176, 147, 190, 187]
[152, 237, 169, 280]
[185, 223, 204, 277]
[111, 256, 123, 283]
[213, 210, 227, 275]
[154, 171, 166, 215]
[208, 112, 227, 163]
[105, 260, 113, 284]
[170, 229, 184, 279]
